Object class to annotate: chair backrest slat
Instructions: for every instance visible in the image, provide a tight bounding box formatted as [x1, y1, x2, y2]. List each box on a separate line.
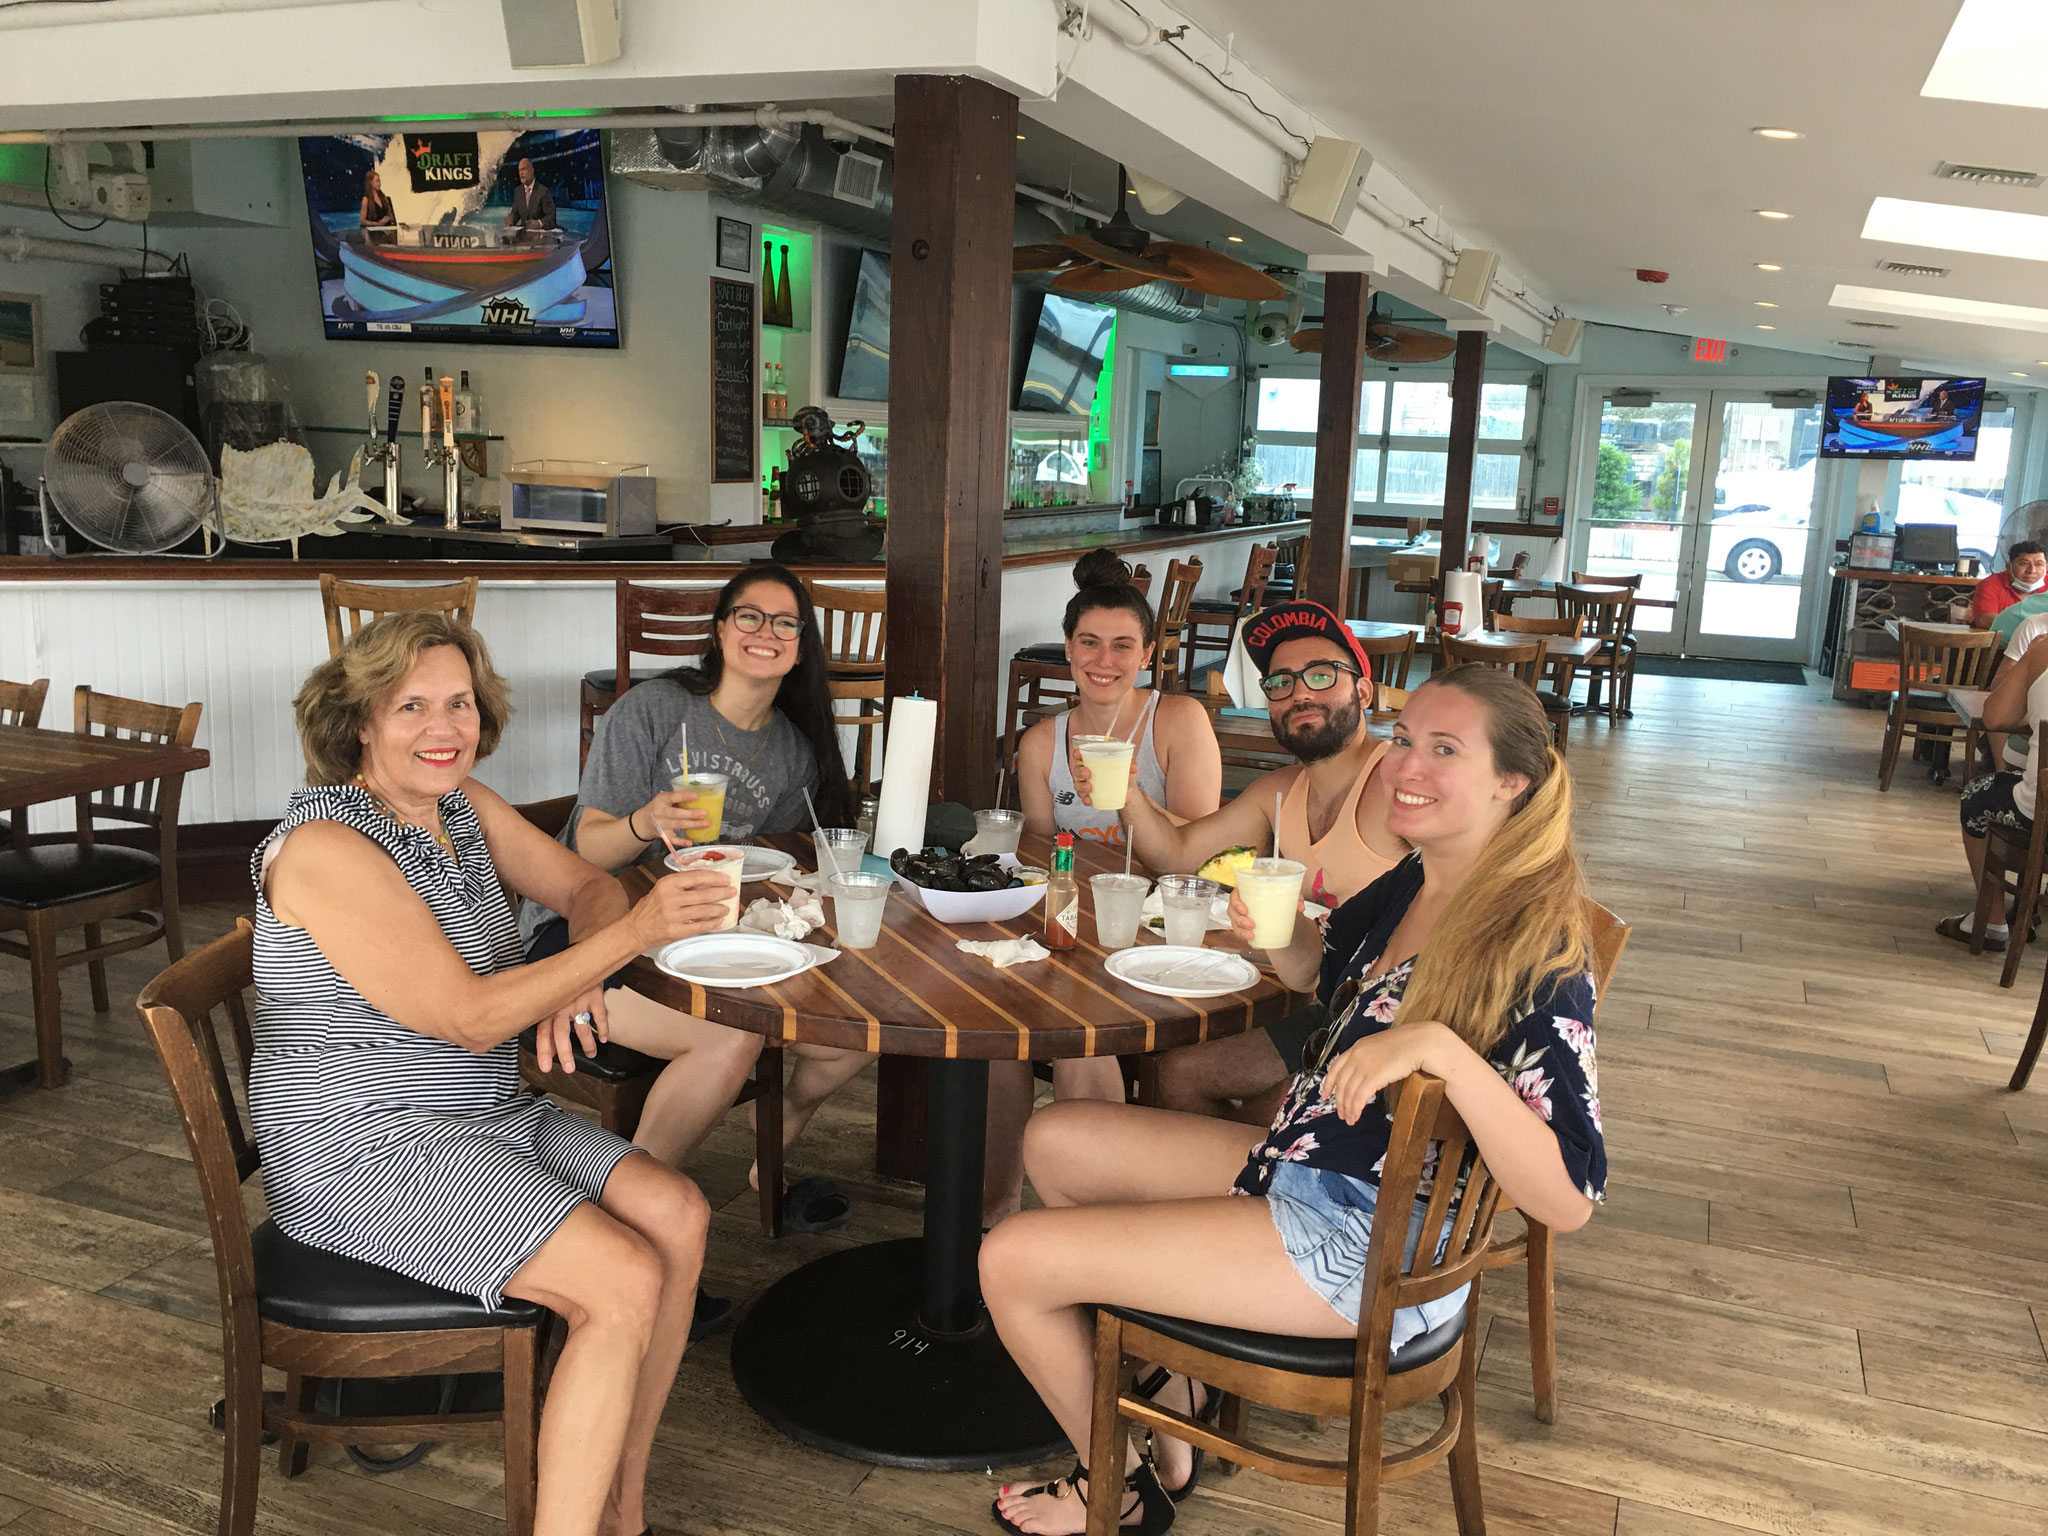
[806, 582, 888, 669]
[1896, 621, 1998, 694]
[1352, 630, 1418, 693]
[0, 675, 50, 729]
[320, 574, 478, 658]
[72, 686, 202, 840]
[617, 581, 721, 690]
[1442, 633, 1544, 689]
[1234, 543, 1280, 618]
[1557, 582, 1634, 642]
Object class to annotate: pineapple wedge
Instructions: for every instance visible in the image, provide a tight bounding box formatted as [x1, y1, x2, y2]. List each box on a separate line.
[1195, 846, 1259, 887]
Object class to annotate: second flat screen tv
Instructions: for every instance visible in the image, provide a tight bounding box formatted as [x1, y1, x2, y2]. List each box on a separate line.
[1821, 376, 1984, 460]
[836, 249, 890, 402]
[1016, 293, 1115, 414]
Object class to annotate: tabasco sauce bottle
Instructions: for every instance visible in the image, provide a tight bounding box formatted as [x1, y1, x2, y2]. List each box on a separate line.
[1045, 832, 1079, 950]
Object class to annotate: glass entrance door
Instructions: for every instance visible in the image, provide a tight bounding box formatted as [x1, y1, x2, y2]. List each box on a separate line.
[1578, 393, 1708, 656]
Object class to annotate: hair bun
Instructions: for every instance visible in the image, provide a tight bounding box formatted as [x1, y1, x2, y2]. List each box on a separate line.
[1073, 547, 1134, 591]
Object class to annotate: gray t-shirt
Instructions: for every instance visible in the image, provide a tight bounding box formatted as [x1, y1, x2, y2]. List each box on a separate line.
[518, 676, 819, 942]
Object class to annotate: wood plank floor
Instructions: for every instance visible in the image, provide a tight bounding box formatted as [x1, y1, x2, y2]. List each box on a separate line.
[2, 669, 2044, 1534]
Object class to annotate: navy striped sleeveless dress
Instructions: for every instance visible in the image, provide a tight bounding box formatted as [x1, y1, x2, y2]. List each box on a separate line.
[250, 783, 638, 1307]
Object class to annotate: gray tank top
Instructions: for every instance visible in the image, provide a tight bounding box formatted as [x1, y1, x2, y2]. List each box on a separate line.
[1049, 702, 1169, 846]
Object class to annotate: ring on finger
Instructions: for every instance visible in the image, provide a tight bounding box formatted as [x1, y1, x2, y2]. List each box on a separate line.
[572, 1010, 594, 1028]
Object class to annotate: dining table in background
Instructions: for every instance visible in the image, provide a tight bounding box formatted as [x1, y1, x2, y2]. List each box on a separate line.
[623, 831, 1302, 1470]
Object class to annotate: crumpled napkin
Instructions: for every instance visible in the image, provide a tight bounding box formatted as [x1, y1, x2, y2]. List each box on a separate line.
[740, 893, 825, 940]
[956, 937, 1051, 968]
[768, 864, 829, 894]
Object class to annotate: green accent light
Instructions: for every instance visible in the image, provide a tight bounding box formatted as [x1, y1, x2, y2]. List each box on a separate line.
[1088, 313, 1118, 502]
[0, 145, 48, 189]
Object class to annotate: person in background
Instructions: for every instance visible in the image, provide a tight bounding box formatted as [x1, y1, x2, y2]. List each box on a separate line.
[506, 156, 559, 231]
[1942, 627, 2048, 951]
[358, 167, 395, 228]
[1088, 600, 1407, 1127]
[1969, 541, 2047, 630]
[521, 566, 875, 1323]
[983, 549, 1223, 1227]
[258, 613, 731, 1536]
[980, 666, 1605, 1533]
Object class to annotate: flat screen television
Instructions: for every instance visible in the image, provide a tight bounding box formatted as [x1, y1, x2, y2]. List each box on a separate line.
[297, 127, 618, 348]
[836, 249, 890, 401]
[1821, 376, 1983, 460]
[1016, 293, 1115, 414]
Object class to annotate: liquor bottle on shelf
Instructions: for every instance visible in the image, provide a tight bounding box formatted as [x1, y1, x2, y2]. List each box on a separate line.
[774, 244, 794, 328]
[761, 239, 775, 323]
[767, 467, 782, 523]
[456, 369, 480, 435]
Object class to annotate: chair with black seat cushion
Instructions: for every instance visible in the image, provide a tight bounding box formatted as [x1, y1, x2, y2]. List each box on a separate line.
[1084, 1071, 1498, 1535]
[0, 685, 201, 1088]
[136, 920, 542, 1536]
[0, 675, 51, 847]
[580, 581, 721, 773]
[1557, 582, 1639, 724]
[1182, 542, 1277, 687]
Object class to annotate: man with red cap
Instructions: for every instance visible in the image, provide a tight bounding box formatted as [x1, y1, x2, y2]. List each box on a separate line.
[1086, 599, 1408, 1122]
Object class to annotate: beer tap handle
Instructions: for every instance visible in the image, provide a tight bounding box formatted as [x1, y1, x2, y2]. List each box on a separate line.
[365, 371, 379, 437]
[384, 374, 405, 445]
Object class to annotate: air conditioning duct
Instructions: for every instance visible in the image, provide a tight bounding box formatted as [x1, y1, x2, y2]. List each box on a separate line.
[610, 121, 894, 242]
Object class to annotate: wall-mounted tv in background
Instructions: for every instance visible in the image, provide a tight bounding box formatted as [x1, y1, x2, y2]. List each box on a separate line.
[836, 248, 890, 401]
[1016, 293, 1115, 415]
[298, 127, 618, 348]
[1820, 376, 1984, 460]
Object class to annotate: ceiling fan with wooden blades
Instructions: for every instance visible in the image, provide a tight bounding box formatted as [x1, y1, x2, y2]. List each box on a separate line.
[1013, 168, 1287, 303]
[1287, 300, 1458, 363]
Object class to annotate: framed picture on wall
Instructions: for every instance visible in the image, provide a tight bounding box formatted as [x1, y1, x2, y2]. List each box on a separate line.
[0, 292, 40, 375]
[716, 217, 754, 274]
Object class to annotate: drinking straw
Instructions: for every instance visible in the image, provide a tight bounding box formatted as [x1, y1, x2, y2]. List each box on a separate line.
[801, 784, 830, 873]
[1273, 791, 1282, 860]
[995, 766, 1008, 812]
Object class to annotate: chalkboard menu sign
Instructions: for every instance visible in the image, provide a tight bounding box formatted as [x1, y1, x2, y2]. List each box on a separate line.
[710, 277, 755, 483]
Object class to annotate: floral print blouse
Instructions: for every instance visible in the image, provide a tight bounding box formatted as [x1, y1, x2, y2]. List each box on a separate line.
[1233, 853, 1608, 1205]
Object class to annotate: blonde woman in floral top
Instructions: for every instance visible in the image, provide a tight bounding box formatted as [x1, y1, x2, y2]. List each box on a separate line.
[979, 665, 1604, 1536]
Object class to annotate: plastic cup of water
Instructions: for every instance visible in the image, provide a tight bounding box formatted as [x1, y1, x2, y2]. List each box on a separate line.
[1090, 872, 1151, 950]
[828, 871, 892, 949]
[815, 827, 869, 880]
[972, 808, 1024, 855]
[1156, 875, 1218, 948]
[1234, 857, 1307, 949]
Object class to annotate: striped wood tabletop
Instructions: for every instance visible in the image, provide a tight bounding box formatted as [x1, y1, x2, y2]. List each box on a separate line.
[0, 724, 211, 811]
[623, 831, 1305, 1060]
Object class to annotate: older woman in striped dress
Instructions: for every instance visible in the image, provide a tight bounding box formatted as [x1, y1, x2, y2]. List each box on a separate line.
[255, 612, 731, 1536]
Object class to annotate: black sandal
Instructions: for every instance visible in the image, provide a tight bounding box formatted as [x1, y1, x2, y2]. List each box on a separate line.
[1936, 914, 2007, 952]
[781, 1175, 853, 1235]
[1133, 1368, 1220, 1504]
[990, 1459, 1173, 1535]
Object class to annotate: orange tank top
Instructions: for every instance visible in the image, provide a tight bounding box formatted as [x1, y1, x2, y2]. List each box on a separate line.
[1276, 739, 1396, 909]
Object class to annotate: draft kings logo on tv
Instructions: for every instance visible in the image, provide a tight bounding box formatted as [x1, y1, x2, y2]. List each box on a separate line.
[404, 134, 480, 193]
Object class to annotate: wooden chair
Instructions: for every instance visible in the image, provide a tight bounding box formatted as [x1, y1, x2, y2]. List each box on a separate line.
[506, 797, 789, 1237]
[1150, 558, 1203, 693]
[1557, 582, 1637, 724]
[1352, 629, 1417, 693]
[580, 582, 721, 773]
[0, 686, 202, 1088]
[1442, 633, 1572, 755]
[0, 676, 51, 847]
[1572, 572, 1644, 712]
[1496, 613, 1589, 756]
[1002, 568, 1153, 793]
[1480, 577, 1504, 632]
[1970, 720, 2048, 988]
[806, 581, 886, 679]
[1877, 623, 1999, 791]
[1085, 1072, 1497, 1535]
[136, 920, 541, 1536]
[1478, 898, 1629, 1424]
[831, 676, 887, 796]
[1264, 535, 1309, 603]
[319, 574, 478, 658]
[1182, 543, 1278, 687]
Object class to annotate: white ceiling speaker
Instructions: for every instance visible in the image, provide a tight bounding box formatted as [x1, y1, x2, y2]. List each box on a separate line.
[1545, 316, 1584, 357]
[1284, 136, 1372, 232]
[1128, 170, 1186, 216]
[500, 0, 620, 67]
[1442, 248, 1499, 310]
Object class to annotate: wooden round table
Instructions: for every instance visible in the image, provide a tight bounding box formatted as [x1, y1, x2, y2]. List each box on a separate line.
[624, 832, 1301, 1470]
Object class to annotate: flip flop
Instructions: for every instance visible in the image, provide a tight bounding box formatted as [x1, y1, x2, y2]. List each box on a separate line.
[689, 1288, 734, 1343]
[782, 1175, 853, 1235]
[1936, 914, 2007, 952]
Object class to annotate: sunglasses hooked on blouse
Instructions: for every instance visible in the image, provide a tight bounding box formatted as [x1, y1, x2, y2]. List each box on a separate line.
[1258, 660, 1362, 701]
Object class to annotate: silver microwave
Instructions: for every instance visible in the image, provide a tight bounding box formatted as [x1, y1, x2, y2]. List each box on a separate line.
[502, 460, 656, 537]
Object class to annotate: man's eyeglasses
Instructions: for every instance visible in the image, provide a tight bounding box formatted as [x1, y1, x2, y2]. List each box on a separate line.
[729, 605, 806, 641]
[1259, 660, 1361, 701]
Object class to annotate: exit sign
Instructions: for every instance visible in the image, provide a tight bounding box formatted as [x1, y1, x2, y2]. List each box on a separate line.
[1692, 336, 1729, 363]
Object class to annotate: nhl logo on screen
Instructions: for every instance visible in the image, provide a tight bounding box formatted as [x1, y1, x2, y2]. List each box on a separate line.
[404, 133, 481, 193]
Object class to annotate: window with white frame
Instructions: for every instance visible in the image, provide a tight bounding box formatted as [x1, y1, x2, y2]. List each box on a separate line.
[1250, 372, 1535, 517]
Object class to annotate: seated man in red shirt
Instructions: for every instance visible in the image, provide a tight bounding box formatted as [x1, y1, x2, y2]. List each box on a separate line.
[1971, 541, 2048, 628]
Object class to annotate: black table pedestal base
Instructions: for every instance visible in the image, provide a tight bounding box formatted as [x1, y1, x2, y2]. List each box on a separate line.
[729, 1237, 1067, 1471]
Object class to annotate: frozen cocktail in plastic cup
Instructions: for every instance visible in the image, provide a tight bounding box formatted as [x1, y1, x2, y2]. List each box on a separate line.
[1235, 857, 1307, 949]
[1090, 872, 1150, 950]
[1156, 875, 1217, 948]
[669, 770, 729, 844]
[662, 843, 745, 930]
[1077, 737, 1136, 810]
[828, 871, 892, 949]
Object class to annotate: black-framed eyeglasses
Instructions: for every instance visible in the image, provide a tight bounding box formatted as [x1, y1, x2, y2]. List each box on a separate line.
[1259, 660, 1360, 701]
[728, 605, 806, 641]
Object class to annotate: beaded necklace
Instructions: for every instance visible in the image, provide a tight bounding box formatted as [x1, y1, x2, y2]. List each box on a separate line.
[353, 772, 456, 860]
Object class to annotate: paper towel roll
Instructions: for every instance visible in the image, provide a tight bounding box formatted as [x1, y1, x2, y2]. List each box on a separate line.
[872, 694, 937, 859]
[1441, 570, 1485, 636]
[1538, 537, 1568, 584]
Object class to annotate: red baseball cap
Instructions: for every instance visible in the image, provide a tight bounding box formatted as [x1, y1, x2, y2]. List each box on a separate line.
[1241, 600, 1374, 681]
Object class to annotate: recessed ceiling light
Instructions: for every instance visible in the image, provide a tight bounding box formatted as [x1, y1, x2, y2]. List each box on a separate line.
[1831, 282, 2048, 333]
[2017, 372, 2031, 378]
[1756, 209, 1793, 220]
[1756, 301, 1778, 308]
[1757, 324, 1777, 330]
[1863, 195, 2048, 262]
[1226, 235, 1244, 243]
[1015, 134, 1026, 141]
[1752, 127, 1804, 140]
[1756, 262, 1783, 271]
[1924, 0, 2048, 109]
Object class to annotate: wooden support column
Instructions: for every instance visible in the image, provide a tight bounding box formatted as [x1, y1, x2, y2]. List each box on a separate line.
[1438, 328, 1487, 580]
[1306, 270, 1367, 615]
[884, 73, 1016, 807]
[875, 74, 1016, 1183]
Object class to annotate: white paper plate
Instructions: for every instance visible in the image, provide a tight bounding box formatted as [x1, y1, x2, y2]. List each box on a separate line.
[741, 846, 797, 882]
[656, 933, 816, 988]
[1104, 945, 1260, 999]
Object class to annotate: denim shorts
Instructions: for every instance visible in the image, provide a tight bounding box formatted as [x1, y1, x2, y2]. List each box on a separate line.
[1265, 1161, 1470, 1347]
